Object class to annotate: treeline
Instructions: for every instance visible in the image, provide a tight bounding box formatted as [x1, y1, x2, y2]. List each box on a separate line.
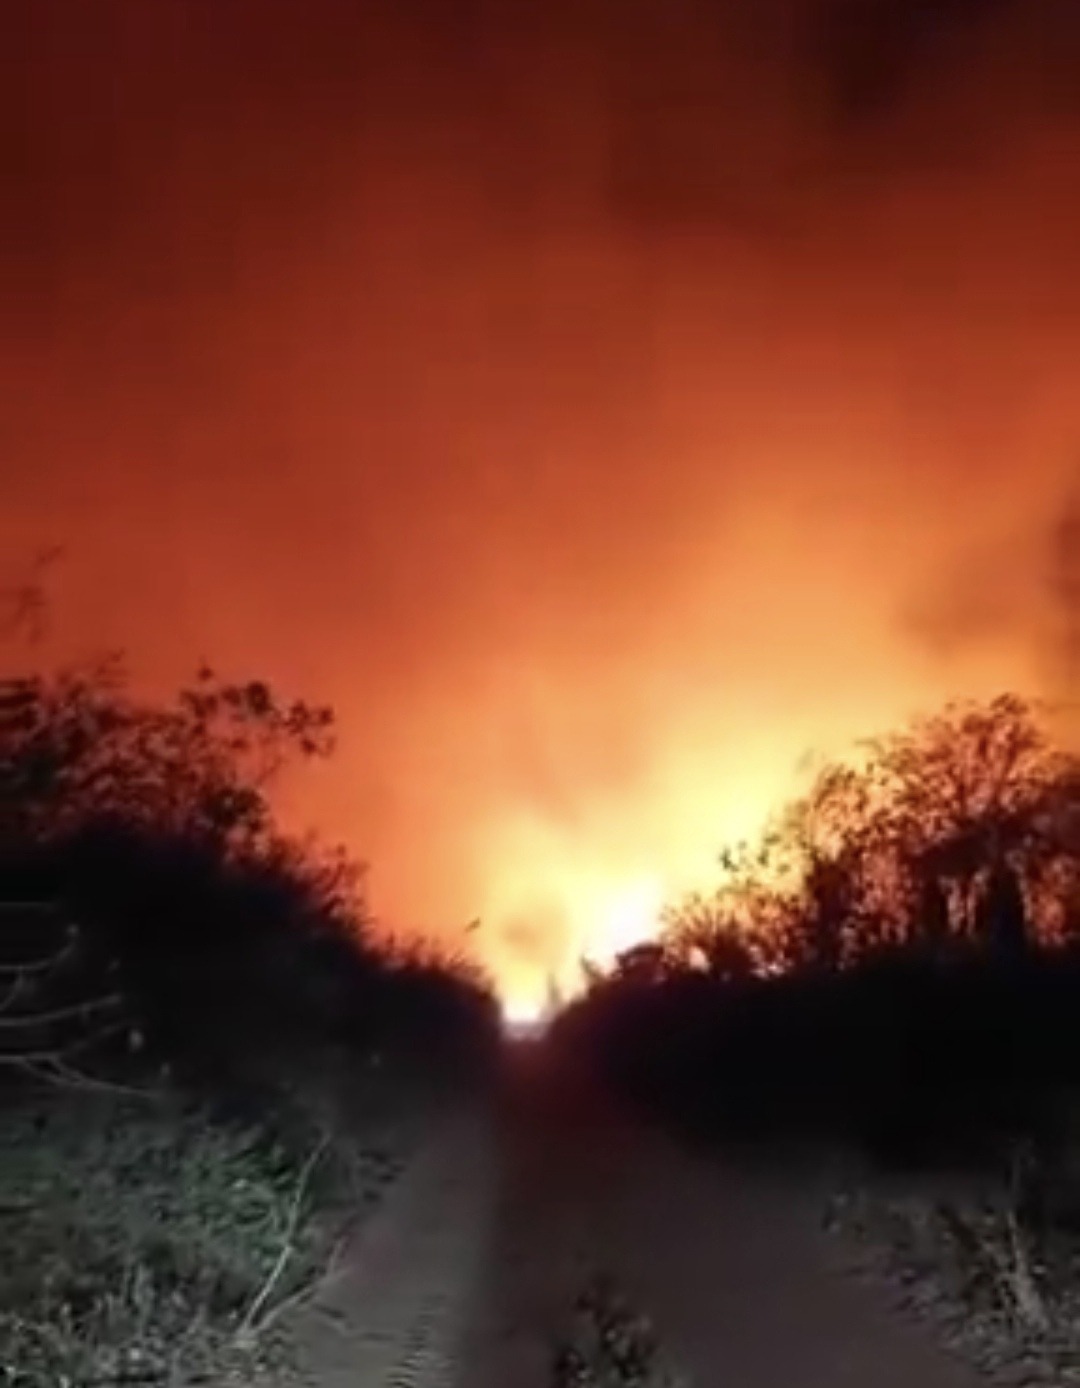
[553, 695, 1080, 1160]
[1, 657, 500, 1094]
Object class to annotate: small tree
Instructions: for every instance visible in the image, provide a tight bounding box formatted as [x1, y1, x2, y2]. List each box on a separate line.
[862, 695, 1060, 939]
[3, 660, 334, 853]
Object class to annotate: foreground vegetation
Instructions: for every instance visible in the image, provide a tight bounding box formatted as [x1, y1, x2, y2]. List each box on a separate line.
[1, 651, 499, 1385]
[553, 1273, 685, 1388]
[2, 1089, 350, 1384]
[554, 694, 1080, 1380]
[825, 1148, 1080, 1384]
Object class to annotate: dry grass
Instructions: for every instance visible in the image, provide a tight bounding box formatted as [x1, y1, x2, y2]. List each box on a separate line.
[551, 1272, 687, 1388]
[0, 1077, 409, 1388]
[825, 1137, 1080, 1385]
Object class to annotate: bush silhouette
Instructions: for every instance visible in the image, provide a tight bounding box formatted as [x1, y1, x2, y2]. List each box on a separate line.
[554, 695, 1080, 1163]
[1, 658, 498, 1088]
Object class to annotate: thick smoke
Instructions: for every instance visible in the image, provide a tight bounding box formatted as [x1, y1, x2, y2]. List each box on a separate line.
[4, 0, 1080, 1005]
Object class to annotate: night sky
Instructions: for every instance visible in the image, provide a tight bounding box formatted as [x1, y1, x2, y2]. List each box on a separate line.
[5, 0, 1080, 1013]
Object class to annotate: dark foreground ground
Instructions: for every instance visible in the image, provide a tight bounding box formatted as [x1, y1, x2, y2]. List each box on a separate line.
[279, 1043, 988, 1387]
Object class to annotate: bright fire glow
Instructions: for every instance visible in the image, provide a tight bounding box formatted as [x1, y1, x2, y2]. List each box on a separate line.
[501, 992, 548, 1028]
[494, 870, 670, 1024]
[590, 874, 668, 967]
[475, 748, 793, 1017]
[469, 668, 1025, 1016]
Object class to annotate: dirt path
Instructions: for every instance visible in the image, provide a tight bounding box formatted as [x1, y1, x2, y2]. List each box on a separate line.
[284, 1050, 988, 1386]
[612, 1133, 985, 1387]
[281, 1106, 496, 1388]
[456, 1049, 632, 1386]
[461, 1048, 987, 1388]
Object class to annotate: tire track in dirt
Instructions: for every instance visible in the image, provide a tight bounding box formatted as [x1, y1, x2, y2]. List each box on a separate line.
[457, 1048, 640, 1388]
[462, 1050, 988, 1388]
[281, 1106, 495, 1388]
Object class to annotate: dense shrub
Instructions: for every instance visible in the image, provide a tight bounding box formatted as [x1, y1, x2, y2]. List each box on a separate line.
[554, 696, 1080, 1162]
[1, 659, 499, 1085]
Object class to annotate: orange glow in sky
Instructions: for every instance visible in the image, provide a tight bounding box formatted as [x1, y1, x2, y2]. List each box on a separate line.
[437, 650, 1028, 1013]
[5, 0, 1080, 1015]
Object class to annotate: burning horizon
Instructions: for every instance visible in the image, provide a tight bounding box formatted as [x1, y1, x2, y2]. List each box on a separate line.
[4, 0, 1080, 1013]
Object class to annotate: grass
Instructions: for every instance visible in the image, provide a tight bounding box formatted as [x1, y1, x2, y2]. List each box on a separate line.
[0, 1069, 412, 1388]
[552, 1273, 687, 1388]
[825, 1127, 1080, 1384]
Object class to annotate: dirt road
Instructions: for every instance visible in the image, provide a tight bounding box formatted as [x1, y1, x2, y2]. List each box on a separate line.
[288, 1047, 987, 1386]
[281, 1105, 496, 1387]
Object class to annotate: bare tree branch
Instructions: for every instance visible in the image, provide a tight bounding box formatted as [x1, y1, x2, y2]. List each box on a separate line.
[0, 992, 123, 1030]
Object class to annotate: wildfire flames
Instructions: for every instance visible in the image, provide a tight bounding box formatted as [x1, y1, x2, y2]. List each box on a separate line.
[5, 1, 1080, 1013]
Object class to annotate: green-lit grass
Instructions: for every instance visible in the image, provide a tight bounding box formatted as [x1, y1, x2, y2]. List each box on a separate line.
[0, 1081, 403, 1387]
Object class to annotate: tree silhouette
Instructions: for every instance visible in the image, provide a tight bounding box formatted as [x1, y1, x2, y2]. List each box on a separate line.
[3, 655, 498, 1080]
[863, 695, 1074, 946]
[4, 659, 334, 850]
[553, 693, 1080, 1152]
